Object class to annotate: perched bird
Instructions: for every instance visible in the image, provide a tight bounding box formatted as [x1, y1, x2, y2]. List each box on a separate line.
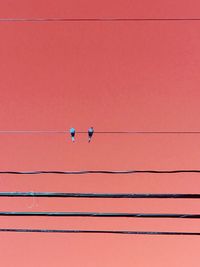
[70, 128, 76, 142]
[88, 127, 94, 143]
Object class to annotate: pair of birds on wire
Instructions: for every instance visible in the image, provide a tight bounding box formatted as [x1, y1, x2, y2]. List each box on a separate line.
[70, 127, 94, 142]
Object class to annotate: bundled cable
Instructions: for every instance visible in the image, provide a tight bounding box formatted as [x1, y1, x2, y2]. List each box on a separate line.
[1, 169, 200, 175]
[0, 211, 200, 219]
[0, 192, 200, 199]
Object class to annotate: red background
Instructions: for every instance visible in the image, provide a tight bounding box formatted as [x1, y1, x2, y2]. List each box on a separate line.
[0, 1, 200, 266]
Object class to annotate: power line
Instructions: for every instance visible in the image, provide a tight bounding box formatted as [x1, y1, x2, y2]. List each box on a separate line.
[0, 211, 200, 219]
[1, 169, 200, 175]
[1, 18, 200, 22]
[0, 228, 199, 236]
[0, 192, 200, 199]
[0, 130, 200, 134]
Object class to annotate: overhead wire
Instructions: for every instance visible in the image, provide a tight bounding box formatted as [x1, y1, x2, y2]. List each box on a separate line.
[0, 228, 199, 236]
[0, 192, 200, 199]
[0, 130, 200, 134]
[1, 18, 200, 22]
[0, 169, 200, 175]
[0, 211, 200, 219]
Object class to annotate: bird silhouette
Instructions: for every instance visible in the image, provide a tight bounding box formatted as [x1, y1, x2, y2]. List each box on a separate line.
[88, 127, 94, 142]
[70, 128, 76, 142]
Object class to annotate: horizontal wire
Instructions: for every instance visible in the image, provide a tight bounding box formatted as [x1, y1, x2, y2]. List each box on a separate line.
[0, 192, 200, 199]
[0, 211, 200, 219]
[1, 170, 200, 175]
[0, 228, 200, 236]
[0, 131, 65, 134]
[0, 130, 200, 134]
[1, 18, 200, 22]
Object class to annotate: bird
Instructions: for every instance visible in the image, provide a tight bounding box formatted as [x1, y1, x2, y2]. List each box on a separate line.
[88, 127, 94, 142]
[70, 128, 76, 142]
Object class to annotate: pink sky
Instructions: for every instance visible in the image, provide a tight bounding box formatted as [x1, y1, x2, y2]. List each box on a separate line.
[0, 1, 200, 266]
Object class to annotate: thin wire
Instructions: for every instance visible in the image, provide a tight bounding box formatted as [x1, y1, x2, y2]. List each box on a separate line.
[1, 18, 200, 22]
[0, 211, 200, 219]
[1, 192, 200, 199]
[0, 131, 65, 134]
[0, 228, 200, 236]
[0, 130, 200, 134]
[1, 170, 200, 175]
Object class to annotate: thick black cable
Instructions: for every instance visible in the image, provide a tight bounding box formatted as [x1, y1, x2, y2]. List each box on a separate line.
[0, 211, 200, 219]
[1, 170, 200, 175]
[0, 192, 200, 199]
[0, 228, 199, 236]
[1, 18, 200, 22]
